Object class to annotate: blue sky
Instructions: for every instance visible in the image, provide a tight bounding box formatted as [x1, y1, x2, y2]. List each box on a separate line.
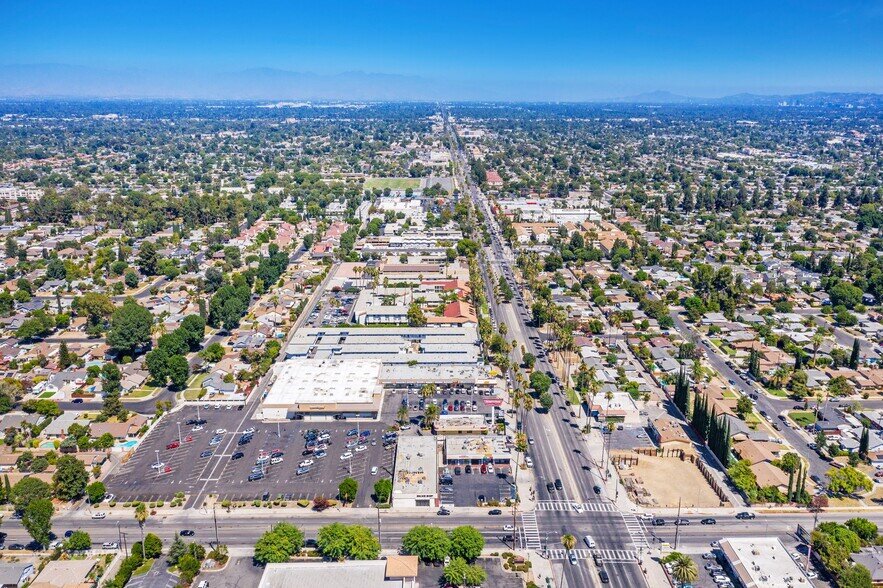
[2, 0, 882, 98]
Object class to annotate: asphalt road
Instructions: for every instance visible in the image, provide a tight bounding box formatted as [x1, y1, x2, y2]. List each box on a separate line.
[451, 123, 647, 588]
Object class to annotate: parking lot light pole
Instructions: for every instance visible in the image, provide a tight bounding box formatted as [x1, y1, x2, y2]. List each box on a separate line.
[177, 421, 182, 443]
[154, 450, 160, 476]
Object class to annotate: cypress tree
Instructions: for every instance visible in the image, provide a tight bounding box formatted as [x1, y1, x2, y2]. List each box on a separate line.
[787, 469, 794, 502]
[850, 339, 861, 369]
[860, 427, 870, 459]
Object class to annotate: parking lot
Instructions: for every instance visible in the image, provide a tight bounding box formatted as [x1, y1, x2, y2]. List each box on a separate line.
[106, 374, 512, 510]
[305, 290, 356, 327]
[441, 465, 516, 507]
[106, 401, 399, 507]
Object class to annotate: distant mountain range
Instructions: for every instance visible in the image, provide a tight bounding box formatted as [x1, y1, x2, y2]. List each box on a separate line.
[615, 89, 883, 107]
[1, 63, 882, 105]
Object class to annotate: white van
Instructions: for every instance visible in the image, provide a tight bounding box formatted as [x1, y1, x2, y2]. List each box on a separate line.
[583, 535, 596, 548]
[197, 581, 209, 588]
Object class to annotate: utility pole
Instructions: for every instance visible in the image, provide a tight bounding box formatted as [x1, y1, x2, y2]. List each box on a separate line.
[213, 504, 220, 547]
[673, 497, 682, 551]
[376, 507, 382, 548]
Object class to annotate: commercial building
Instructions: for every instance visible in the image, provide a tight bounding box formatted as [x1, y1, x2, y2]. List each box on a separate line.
[392, 436, 439, 508]
[433, 414, 490, 436]
[443, 435, 511, 466]
[718, 537, 812, 588]
[258, 358, 384, 421]
[258, 559, 417, 588]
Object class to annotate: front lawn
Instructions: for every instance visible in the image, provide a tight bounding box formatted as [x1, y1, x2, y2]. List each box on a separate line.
[765, 387, 789, 398]
[126, 386, 160, 399]
[789, 411, 817, 428]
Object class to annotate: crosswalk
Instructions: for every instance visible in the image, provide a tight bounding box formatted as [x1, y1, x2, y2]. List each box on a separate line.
[521, 511, 542, 550]
[621, 512, 650, 551]
[535, 500, 618, 512]
[545, 548, 638, 562]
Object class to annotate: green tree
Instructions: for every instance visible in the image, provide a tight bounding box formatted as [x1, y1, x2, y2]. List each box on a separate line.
[828, 466, 873, 495]
[253, 523, 304, 564]
[143, 533, 163, 559]
[137, 241, 159, 276]
[347, 525, 381, 560]
[839, 563, 873, 588]
[845, 518, 879, 544]
[402, 525, 451, 562]
[317, 522, 352, 561]
[86, 481, 106, 504]
[539, 392, 553, 411]
[850, 339, 861, 369]
[177, 554, 200, 584]
[66, 530, 92, 551]
[53, 455, 89, 500]
[22, 498, 54, 548]
[11, 476, 52, 511]
[449, 526, 484, 562]
[145, 347, 169, 385]
[373, 478, 392, 504]
[522, 352, 536, 370]
[74, 292, 115, 333]
[529, 371, 552, 395]
[179, 315, 206, 350]
[124, 270, 139, 288]
[735, 396, 753, 419]
[338, 477, 358, 503]
[107, 299, 153, 356]
[201, 342, 225, 363]
[167, 355, 190, 389]
[443, 558, 487, 587]
[167, 534, 187, 566]
[407, 302, 427, 327]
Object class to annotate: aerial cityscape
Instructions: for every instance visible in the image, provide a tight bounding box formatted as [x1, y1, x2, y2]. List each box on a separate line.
[0, 3, 882, 588]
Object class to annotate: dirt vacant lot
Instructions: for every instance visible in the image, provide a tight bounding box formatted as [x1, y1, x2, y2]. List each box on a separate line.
[621, 457, 726, 508]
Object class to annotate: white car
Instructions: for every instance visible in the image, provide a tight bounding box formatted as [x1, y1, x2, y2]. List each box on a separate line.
[340, 451, 353, 460]
[215, 428, 227, 435]
[104, 493, 116, 503]
[92, 512, 107, 520]
[49, 539, 64, 549]
[102, 541, 119, 549]
[354, 444, 368, 453]
[524, 456, 533, 468]
[572, 504, 584, 513]
[299, 459, 314, 468]
[192, 425, 204, 431]
[243, 427, 255, 435]
[371, 466, 378, 475]
[503, 524, 515, 531]
[150, 462, 165, 470]
[271, 457, 283, 465]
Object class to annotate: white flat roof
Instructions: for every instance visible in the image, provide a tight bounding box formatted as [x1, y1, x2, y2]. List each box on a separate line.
[719, 537, 811, 588]
[393, 436, 438, 500]
[264, 358, 383, 406]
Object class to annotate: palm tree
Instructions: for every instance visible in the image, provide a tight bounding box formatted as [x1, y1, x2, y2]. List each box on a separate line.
[423, 403, 440, 429]
[811, 331, 824, 366]
[420, 383, 437, 399]
[670, 553, 699, 584]
[134, 503, 148, 558]
[396, 403, 408, 425]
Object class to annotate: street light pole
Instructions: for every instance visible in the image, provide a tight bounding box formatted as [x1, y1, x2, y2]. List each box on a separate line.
[154, 450, 160, 477]
[177, 421, 182, 442]
[376, 507, 382, 547]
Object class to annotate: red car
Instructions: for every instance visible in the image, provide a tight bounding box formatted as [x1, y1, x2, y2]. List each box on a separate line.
[166, 441, 180, 450]
[183, 435, 193, 443]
